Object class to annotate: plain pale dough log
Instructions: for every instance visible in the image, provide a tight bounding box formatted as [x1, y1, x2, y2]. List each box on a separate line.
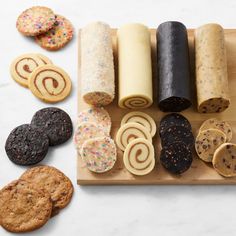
[117, 23, 153, 109]
[195, 23, 230, 113]
[80, 22, 115, 106]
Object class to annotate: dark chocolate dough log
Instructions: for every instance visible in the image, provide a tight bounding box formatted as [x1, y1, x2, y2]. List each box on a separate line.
[157, 21, 191, 112]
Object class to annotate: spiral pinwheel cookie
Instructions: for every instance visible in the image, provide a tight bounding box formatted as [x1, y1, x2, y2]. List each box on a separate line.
[10, 53, 52, 87]
[35, 15, 73, 51]
[123, 138, 155, 176]
[121, 111, 156, 137]
[81, 136, 117, 173]
[29, 65, 72, 103]
[16, 6, 56, 36]
[78, 107, 111, 135]
[116, 123, 152, 151]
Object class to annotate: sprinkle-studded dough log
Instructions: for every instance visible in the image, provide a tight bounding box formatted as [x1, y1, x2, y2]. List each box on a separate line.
[117, 23, 153, 109]
[195, 24, 230, 113]
[123, 138, 155, 176]
[80, 22, 115, 106]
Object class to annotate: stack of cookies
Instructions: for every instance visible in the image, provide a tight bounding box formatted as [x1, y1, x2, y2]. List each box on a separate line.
[16, 6, 73, 51]
[159, 113, 194, 175]
[0, 166, 73, 233]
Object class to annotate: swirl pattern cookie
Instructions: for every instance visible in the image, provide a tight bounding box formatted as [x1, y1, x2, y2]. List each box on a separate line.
[29, 65, 72, 103]
[123, 138, 155, 176]
[10, 53, 51, 87]
[116, 122, 152, 151]
[81, 136, 117, 173]
[35, 15, 73, 51]
[121, 111, 156, 137]
[16, 6, 56, 36]
[119, 96, 152, 109]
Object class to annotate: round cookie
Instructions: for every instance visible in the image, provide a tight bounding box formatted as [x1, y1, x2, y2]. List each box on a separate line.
[213, 143, 236, 177]
[20, 166, 73, 215]
[35, 15, 73, 51]
[123, 138, 155, 176]
[121, 111, 156, 137]
[29, 64, 72, 103]
[36, 53, 53, 64]
[31, 107, 73, 146]
[161, 125, 194, 149]
[16, 6, 56, 36]
[199, 118, 232, 142]
[0, 180, 52, 233]
[160, 141, 193, 175]
[78, 107, 111, 135]
[116, 122, 152, 151]
[159, 113, 192, 138]
[81, 136, 117, 173]
[10, 53, 50, 87]
[74, 122, 107, 152]
[195, 128, 226, 162]
[5, 124, 49, 165]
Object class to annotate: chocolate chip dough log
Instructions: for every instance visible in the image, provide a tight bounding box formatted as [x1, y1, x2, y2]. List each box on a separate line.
[157, 21, 191, 112]
[117, 23, 153, 109]
[195, 24, 230, 113]
[80, 22, 115, 106]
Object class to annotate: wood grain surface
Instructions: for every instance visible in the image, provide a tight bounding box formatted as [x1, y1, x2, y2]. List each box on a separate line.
[77, 29, 236, 185]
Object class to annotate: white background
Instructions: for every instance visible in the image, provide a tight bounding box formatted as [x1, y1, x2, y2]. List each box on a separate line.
[0, 0, 236, 235]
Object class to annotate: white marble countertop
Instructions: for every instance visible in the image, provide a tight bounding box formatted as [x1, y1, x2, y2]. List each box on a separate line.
[1, 0, 236, 235]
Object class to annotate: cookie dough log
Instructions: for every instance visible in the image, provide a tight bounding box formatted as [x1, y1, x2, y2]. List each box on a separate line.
[195, 24, 230, 113]
[157, 21, 191, 112]
[117, 23, 153, 109]
[80, 22, 115, 106]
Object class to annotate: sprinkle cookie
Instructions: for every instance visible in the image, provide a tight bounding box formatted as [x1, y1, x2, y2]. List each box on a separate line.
[16, 6, 56, 36]
[20, 166, 73, 216]
[10, 53, 51, 87]
[195, 128, 226, 162]
[74, 122, 107, 152]
[213, 143, 236, 177]
[28, 64, 72, 103]
[0, 180, 52, 233]
[35, 15, 73, 51]
[81, 136, 117, 173]
[77, 107, 111, 135]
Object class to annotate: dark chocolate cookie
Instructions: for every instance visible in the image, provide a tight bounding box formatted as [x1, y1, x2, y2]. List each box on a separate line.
[5, 124, 49, 165]
[160, 141, 193, 174]
[161, 125, 194, 148]
[159, 113, 191, 138]
[31, 107, 73, 146]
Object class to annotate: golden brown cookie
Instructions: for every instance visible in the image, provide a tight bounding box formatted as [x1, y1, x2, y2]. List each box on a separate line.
[0, 180, 52, 233]
[35, 15, 74, 51]
[20, 166, 73, 215]
[28, 64, 72, 103]
[16, 6, 56, 36]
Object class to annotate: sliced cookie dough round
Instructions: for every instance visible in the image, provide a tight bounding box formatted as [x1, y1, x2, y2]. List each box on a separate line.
[20, 166, 73, 216]
[5, 124, 49, 165]
[159, 113, 192, 138]
[116, 122, 152, 151]
[77, 107, 111, 135]
[31, 107, 73, 146]
[16, 6, 56, 36]
[28, 64, 72, 103]
[123, 138, 155, 176]
[0, 180, 52, 233]
[199, 118, 232, 142]
[121, 111, 156, 137]
[160, 141, 193, 175]
[81, 136, 117, 173]
[35, 15, 73, 51]
[213, 143, 236, 177]
[195, 128, 226, 162]
[74, 122, 107, 153]
[161, 125, 194, 149]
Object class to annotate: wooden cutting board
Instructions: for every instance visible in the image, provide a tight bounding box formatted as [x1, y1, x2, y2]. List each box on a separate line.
[77, 29, 236, 185]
